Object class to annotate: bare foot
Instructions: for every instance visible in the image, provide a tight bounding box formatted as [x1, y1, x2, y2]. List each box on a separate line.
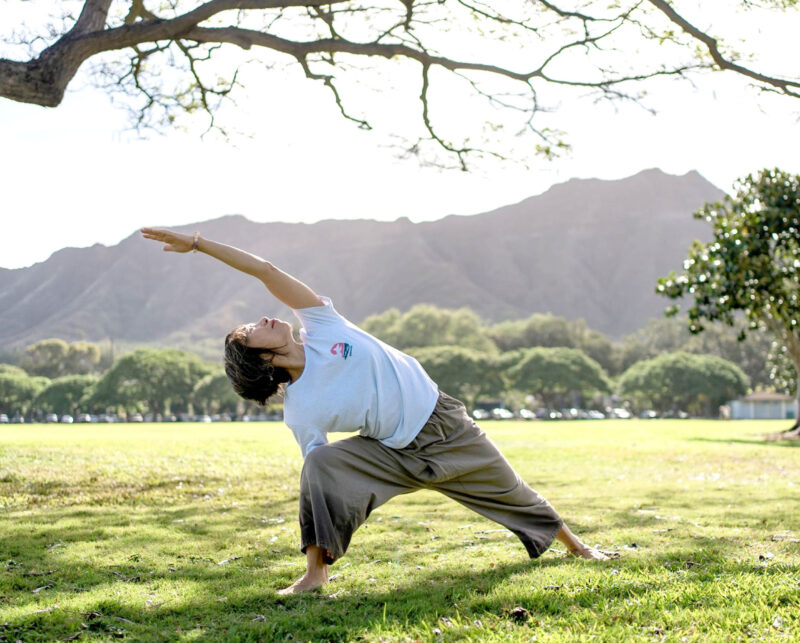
[277, 570, 329, 595]
[278, 545, 330, 595]
[555, 524, 618, 561]
[567, 546, 614, 560]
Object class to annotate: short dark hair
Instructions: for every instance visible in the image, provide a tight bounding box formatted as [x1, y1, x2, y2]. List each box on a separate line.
[224, 326, 291, 405]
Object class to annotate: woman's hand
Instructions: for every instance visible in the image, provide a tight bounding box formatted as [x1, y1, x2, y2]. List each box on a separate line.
[141, 228, 194, 253]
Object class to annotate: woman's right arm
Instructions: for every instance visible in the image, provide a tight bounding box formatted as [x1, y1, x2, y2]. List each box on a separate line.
[141, 228, 323, 310]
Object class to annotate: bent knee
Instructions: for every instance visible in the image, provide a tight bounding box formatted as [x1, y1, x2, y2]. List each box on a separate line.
[302, 443, 345, 478]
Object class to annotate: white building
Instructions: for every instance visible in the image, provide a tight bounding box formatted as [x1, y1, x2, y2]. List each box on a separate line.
[729, 391, 797, 420]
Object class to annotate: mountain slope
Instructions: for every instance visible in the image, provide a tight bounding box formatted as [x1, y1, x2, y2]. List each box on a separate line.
[0, 168, 723, 348]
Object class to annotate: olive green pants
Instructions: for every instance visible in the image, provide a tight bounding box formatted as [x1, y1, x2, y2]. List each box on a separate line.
[298, 392, 563, 564]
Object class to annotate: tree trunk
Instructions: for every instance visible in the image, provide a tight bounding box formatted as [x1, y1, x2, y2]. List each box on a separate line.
[781, 375, 800, 436]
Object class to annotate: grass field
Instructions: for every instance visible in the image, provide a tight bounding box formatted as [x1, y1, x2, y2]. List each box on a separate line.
[1, 419, 798, 642]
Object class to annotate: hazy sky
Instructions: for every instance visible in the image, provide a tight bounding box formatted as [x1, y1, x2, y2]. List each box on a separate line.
[1, 3, 799, 270]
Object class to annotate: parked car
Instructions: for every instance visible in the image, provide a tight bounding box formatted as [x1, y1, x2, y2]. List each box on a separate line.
[586, 410, 606, 420]
[517, 409, 536, 420]
[472, 409, 490, 420]
[563, 408, 592, 420]
[129, 413, 144, 422]
[535, 408, 563, 420]
[45, 413, 59, 423]
[639, 410, 658, 419]
[608, 408, 632, 419]
[660, 410, 689, 419]
[76, 413, 93, 423]
[60, 415, 74, 423]
[491, 408, 514, 420]
[0, 413, 8, 424]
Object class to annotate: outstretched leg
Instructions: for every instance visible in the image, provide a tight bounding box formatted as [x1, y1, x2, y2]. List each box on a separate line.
[555, 523, 609, 560]
[417, 393, 609, 561]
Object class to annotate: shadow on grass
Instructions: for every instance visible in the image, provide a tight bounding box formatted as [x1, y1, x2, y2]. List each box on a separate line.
[0, 473, 241, 513]
[690, 437, 800, 448]
[4, 543, 799, 643]
[3, 474, 799, 642]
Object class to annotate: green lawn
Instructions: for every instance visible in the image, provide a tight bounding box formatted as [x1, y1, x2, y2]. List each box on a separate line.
[1, 419, 798, 642]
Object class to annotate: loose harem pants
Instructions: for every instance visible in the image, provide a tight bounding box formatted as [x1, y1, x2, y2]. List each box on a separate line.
[298, 392, 564, 564]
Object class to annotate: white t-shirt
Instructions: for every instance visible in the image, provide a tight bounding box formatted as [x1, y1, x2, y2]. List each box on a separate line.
[282, 297, 440, 458]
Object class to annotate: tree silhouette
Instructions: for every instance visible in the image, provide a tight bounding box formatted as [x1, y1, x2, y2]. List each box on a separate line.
[2, 1, 798, 167]
[658, 169, 800, 434]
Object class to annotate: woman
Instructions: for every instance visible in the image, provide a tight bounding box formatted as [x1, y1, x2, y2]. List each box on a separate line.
[141, 227, 609, 595]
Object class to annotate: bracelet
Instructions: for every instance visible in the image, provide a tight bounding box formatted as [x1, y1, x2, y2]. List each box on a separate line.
[192, 232, 199, 253]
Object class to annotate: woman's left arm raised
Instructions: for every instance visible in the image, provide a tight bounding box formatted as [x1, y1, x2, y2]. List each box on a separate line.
[141, 228, 323, 310]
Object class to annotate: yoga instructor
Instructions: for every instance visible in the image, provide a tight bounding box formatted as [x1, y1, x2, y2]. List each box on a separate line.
[141, 227, 609, 595]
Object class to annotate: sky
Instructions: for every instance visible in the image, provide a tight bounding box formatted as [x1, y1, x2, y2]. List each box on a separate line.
[1, 3, 799, 270]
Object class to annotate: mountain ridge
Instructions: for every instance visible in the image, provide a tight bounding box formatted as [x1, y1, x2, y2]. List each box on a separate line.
[0, 168, 724, 349]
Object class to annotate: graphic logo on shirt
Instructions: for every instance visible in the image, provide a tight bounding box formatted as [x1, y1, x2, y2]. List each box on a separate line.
[330, 342, 353, 359]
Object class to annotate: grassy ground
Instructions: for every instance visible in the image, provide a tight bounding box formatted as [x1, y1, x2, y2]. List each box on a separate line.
[0, 419, 798, 642]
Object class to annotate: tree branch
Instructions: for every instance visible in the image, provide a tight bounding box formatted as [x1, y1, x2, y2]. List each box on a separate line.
[69, 0, 113, 36]
[2, 0, 799, 167]
[647, 0, 800, 98]
[0, 0, 348, 107]
[186, 24, 701, 93]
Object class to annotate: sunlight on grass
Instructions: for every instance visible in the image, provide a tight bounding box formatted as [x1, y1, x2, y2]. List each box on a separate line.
[1, 420, 798, 641]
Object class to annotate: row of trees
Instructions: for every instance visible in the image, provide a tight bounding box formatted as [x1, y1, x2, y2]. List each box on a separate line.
[0, 297, 776, 420]
[0, 349, 239, 419]
[361, 305, 773, 385]
[2, 309, 779, 390]
[6, 305, 772, 382]
[2, 343, 749, 420]
[409, 346, 747, 417]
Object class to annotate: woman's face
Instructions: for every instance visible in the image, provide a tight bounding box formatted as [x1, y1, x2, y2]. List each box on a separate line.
[243, 317, 294, 351]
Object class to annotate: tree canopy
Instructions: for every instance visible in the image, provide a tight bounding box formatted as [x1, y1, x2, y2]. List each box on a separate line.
[507, 346, 609, 407]
[490, 313, 618, 374]
[0, 372, 49, 417]
[618, 352, 748, 416]
[363, 305, 495, 352]
[0, 364, 27, 377]
[34, 374, 99, 416]
[20, 339, 103, 379]
[658, 168, 800, 432]
[618, 315, 773, 389]
[408, 345, 504, 410]
[91, 348, 214, 414]
[193, 370, 242, 414]
[2, 1, 799, 167]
